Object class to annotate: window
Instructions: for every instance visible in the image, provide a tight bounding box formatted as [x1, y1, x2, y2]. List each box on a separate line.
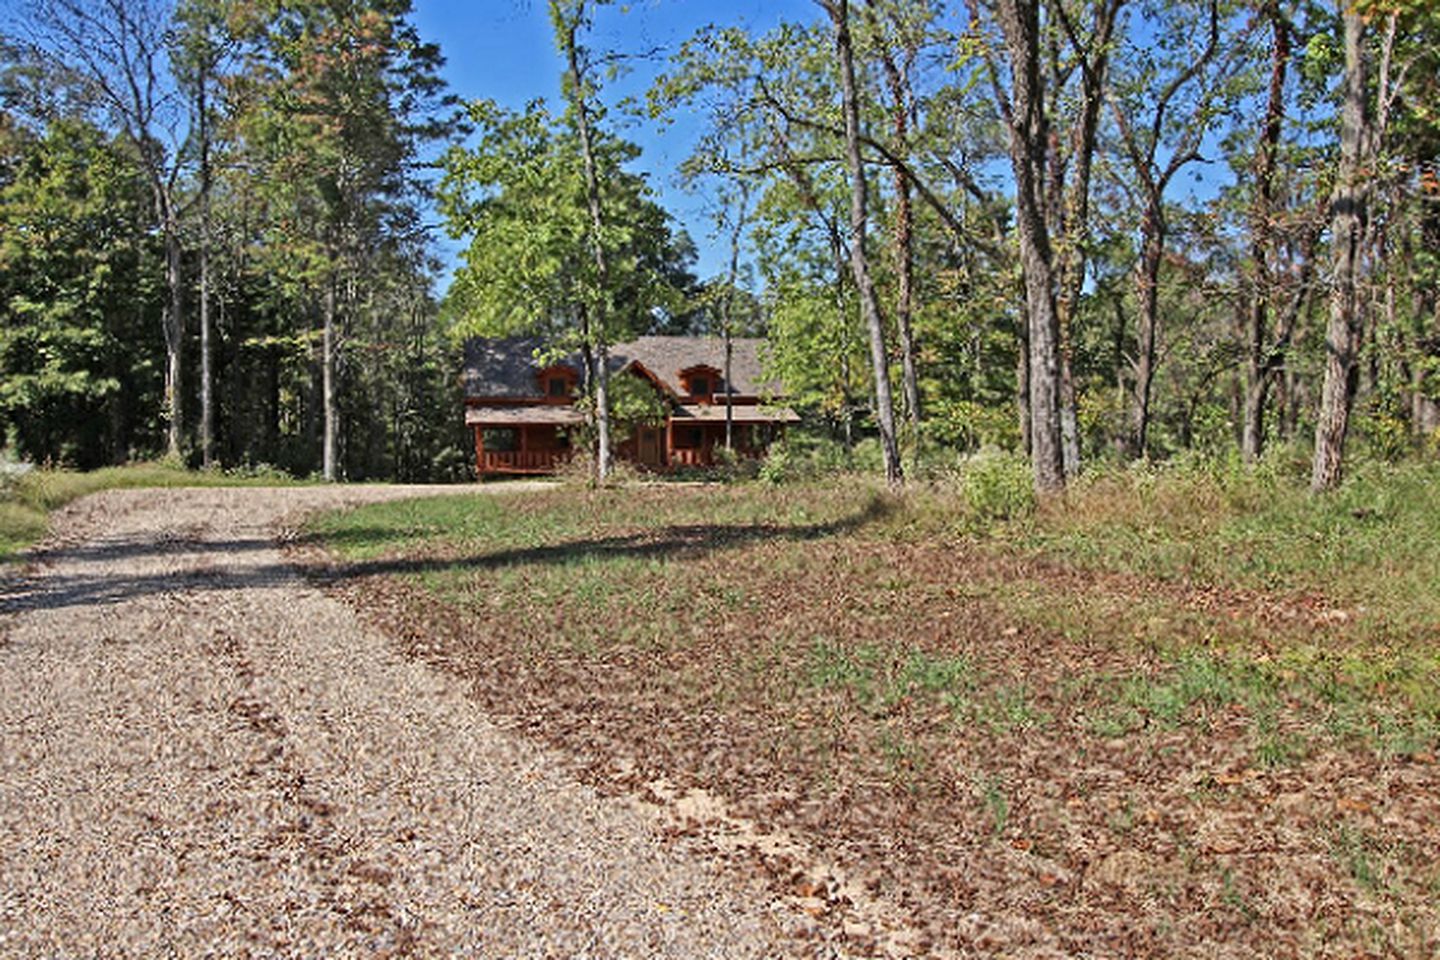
[547, 376, 569, 398]
[481, 427, 518, 452]
[674, 426, 703, 449]
[681, 366, 720, 401]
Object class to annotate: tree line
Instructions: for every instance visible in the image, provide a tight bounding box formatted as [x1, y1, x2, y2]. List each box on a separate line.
[2, 0, 466, 480]
[4, 0, 1438, 492]
[644, 0, 1439, 491]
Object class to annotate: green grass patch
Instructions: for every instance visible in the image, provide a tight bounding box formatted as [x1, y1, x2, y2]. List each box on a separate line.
[1016, 459, 1440, 631]
[0, 500, 48, 560]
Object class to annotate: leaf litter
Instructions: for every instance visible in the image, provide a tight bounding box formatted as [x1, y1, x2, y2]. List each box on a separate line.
[300, 485, 1440, 958]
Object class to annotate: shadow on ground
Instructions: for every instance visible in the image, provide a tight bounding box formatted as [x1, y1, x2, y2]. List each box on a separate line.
[0, 496, 894, 616]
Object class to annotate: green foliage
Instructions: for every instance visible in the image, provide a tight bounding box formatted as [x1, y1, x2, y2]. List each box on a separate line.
[439, 98, 693, 345]
[758, 432, 859, 483]
[959, 449, 1036, 523]
[0, 117, 162, 466]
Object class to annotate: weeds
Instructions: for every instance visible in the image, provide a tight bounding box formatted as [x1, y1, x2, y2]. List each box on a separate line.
[308, 464, 1440, 958]
[1332, 825, 1384, 895]
[975, 773, 1009, 837]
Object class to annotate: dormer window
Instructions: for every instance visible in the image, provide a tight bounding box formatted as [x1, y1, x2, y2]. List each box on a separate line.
[536, 364, 577, 401]
[680, 365, 721, 403]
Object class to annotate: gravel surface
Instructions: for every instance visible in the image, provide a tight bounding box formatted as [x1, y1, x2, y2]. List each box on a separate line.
[0, 486, 807, 958]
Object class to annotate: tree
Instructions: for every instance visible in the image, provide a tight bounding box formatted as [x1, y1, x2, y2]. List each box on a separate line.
[1311, 2, 1411, 490]
[18, 0, 191, 458]
[172, 0, 232, 469]
[438, 99, 693, 441]
[821, 0, 904, 487]
[0, 116, 162, 465]
[551, 0, 619, 483]
[228, 0, 451, 481]
[1107, 0, 1227, 459]
[978, 0, 1067, 491]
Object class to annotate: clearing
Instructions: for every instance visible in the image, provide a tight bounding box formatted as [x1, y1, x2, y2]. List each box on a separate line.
[306, 469, 1440, 958]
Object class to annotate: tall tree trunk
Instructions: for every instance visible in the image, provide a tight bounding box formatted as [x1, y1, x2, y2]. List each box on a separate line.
[1017, 322, 1032, 456]
[829, 233, 857, 450]
[594, 339, 611, 475]
[1311, 7, 1370, 492]
[721, 184, 750, 452]
[878, 41, 922, 469]
[198, 69, 214, 470]
[199, 228, 212, 468]
[162, 208, 184, 461]
[1129, 195, 1165, 459]
[826, 0, 902, 487]
[559, 3, 613, 483]
[892, 169, 922, 468]
[322, 274, 337, 482]
[1052, 0, 1122, 477]
[995, 0, 1064, 491]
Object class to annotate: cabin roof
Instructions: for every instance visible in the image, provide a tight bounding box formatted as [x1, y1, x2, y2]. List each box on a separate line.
[462, 335, 779, 400]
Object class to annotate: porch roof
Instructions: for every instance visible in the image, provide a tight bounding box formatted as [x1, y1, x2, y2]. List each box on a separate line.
[673, 404, 801, 424]
[465, 406, 586, 427]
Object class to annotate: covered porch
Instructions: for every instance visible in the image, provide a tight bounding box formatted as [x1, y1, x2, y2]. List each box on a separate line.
[660, 403, 800, 469]
[466, 406, 583, 475]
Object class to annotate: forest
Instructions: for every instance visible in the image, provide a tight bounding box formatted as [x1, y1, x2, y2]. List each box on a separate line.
[1, 0, 1437, 492]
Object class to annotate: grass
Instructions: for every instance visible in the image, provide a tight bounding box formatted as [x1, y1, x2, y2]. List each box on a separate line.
[0, 461, 305, 562]
[308, 460, 1440, 957]
[1017, 458, 1440, 631]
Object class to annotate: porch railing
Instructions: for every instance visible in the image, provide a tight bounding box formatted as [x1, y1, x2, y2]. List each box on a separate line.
[477, 449, 571, 473]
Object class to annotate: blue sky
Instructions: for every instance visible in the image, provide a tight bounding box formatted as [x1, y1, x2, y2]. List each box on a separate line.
[410, 0, 818, 289]
[408, 1, 1243, 297]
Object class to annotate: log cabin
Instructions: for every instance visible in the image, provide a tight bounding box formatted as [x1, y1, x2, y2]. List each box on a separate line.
[463, 335, 801, 476]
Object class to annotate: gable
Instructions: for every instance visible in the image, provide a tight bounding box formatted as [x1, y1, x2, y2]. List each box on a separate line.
[609, 337, 777, 398]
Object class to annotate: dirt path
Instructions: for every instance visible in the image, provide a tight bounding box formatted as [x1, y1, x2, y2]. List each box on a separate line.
[0, 486, 800, 958]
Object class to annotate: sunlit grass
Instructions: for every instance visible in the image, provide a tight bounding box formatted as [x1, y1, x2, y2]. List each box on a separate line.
[310, 460, 1440, 756]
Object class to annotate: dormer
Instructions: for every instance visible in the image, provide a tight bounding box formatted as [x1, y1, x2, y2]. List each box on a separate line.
[679, 364, 722, 404]
[536, 364, 578, 403]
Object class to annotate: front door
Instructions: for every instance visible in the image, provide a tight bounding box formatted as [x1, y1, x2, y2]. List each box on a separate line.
[636, 426, 664, 468]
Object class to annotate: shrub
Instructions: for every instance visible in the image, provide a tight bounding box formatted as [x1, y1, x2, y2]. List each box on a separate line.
[759, 432, 863, 484]
[959, 448, 1035, 522]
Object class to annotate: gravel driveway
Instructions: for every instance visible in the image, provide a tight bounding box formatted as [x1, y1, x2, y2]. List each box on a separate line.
[0, 486, 800, 958]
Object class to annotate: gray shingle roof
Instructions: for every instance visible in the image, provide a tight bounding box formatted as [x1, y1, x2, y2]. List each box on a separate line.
[462, 335, 780, 400]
